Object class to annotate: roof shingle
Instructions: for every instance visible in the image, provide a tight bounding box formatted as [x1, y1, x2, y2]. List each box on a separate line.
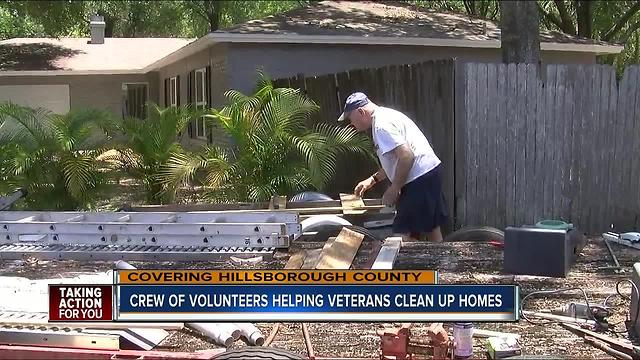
[218, 0, 617, 46]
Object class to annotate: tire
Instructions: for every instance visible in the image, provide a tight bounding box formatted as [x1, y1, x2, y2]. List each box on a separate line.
[444, 226, 504, 242]
[213, 347, 304, 360]
[289, 191, 333, 202]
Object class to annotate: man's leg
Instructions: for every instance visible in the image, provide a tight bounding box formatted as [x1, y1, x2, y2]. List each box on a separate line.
[427, 226, 443, 242]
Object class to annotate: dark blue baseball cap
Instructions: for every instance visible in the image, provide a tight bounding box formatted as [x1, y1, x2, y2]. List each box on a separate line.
[337, 92, 370, 121]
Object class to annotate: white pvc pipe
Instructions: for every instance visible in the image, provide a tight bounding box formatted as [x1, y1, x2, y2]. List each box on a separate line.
[300, 215, 352, 233]
[187, 323, 235, 347]
[114, 261, 242, 346]
[233, 322, 265, 346]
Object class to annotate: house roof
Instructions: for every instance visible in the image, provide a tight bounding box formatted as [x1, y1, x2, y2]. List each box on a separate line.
[0, 1, 624, 76]
[0, 37, 194, 75]
[147, 0, 622, 71]
[218, 0, 615, 46]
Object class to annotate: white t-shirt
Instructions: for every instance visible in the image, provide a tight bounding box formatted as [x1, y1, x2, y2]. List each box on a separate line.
[372, 106, 441, 186]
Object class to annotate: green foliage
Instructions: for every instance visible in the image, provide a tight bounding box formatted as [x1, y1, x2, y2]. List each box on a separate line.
[161, 72, 375, 202]
[0, 103, 118, 210]
[107, 103, 206, 204]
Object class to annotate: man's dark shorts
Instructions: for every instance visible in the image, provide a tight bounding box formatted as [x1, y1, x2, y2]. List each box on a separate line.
[392, 165, 449, 235]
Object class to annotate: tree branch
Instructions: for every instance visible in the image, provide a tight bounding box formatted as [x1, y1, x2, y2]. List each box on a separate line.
[602, 1, 640, 41]
[553, 0, 576, 34]
[621, 19, 640, 44]
[537, 2, 565, 31]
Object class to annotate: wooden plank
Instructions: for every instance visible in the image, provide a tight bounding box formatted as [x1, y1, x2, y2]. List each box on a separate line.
[477, 63, 489, 226]
[524, 64, 538, 226]
[604, 66, 619, 231]
[542, 65, 556, 223]
[630, 67, 640, 230]
[584, 66, 598, 230]
[315, 228, 365, 270]
[573, 66, 587, 229]
[595, 66, 610, 231]
[485, 64, 498, 228]
[505, 63, 517, 227]
[533, 65, 546, 225]
[614, 67, 633, 228]
[467, 63, 479, 226]
[442, 60, 456, 232]
[555, 65, 568, 223]
[515, 64, 527, 225]
[340, 193, 367, 215]
[269, 196, 287, 210]
[496, 64, 508, 229]
[301, 248, 324, 270]
[284, 251, 307, 269]
[454, 60, 468, 228]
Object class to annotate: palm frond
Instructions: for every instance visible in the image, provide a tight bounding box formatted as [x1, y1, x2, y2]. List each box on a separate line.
[0, 102, 55, 150]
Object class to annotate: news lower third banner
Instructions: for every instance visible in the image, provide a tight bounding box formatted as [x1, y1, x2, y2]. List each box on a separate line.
[48, 270, 520, 322]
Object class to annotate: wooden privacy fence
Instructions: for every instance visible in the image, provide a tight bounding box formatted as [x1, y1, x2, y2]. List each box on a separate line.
[458, 63, 640, 233]
[274, 60, 640, 234]
[273, 60, 455, 226]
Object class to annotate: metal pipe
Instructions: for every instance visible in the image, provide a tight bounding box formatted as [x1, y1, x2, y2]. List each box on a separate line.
[603, 238, 621, 268]
[233, 322, 265, 346]
[302, 323, 315, 360]
[263, 322, 280, 347]
[522, 310, 598, 326]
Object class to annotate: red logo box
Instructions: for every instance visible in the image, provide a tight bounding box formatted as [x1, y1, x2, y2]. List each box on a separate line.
[49, 285, 113, 321]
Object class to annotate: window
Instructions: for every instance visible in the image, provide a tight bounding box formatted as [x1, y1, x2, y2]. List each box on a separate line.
[169, 77, 177, 107]
[194, 68, 207, 139]
[122, 83, 148, 119]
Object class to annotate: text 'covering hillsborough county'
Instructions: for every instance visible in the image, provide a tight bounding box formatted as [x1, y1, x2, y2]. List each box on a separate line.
[116, 270, 438, 285]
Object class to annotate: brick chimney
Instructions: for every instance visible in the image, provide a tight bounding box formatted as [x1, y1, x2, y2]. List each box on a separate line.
[89, 15, 105, 44]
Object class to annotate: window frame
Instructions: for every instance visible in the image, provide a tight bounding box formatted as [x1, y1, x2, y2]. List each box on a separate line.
[121, 82, 149, 119]
[194, 68, 207, 139]
[169, 76, 178, 107]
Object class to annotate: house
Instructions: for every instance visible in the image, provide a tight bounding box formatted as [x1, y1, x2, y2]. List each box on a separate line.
[0, 1, 623, 145]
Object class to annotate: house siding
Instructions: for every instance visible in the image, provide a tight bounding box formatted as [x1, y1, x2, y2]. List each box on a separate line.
[226, 43, 595, 93]
[156, 43, 230, 148]
[0, 73, 158, 116]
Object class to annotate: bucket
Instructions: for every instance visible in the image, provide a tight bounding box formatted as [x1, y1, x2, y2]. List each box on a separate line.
[535, 220, 573, 230]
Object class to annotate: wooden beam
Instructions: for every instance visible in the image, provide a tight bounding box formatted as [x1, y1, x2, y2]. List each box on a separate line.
[284, 251, 307, 269]
[315, 228, 365, 270]
[269, 196, 287, 210]
[340, 193, 367, 215]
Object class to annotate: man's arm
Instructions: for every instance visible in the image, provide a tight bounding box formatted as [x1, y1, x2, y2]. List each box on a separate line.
[372, 167, 387, 183]
[382, 144, 414, 206]
[390, 144, 415, 189]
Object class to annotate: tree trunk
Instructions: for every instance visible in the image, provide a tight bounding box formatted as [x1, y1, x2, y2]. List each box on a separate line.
[500, 0, 540, 65]
[576, 1, 593, 38]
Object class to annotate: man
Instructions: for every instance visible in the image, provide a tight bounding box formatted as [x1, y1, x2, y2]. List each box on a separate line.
[338, 92, 448, 242]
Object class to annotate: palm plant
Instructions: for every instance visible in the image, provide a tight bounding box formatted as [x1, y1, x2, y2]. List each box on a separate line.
[161, 72, 375, 202]
[0, 102, 118, 210]
[108, 103, 206, 204]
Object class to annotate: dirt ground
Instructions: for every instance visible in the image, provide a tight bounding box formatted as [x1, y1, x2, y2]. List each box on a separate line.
[0, 234, 637, 359]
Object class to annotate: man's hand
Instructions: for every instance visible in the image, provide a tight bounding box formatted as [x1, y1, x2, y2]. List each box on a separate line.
[354, 177, 376, 197]
[382, 184, 401, 206]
